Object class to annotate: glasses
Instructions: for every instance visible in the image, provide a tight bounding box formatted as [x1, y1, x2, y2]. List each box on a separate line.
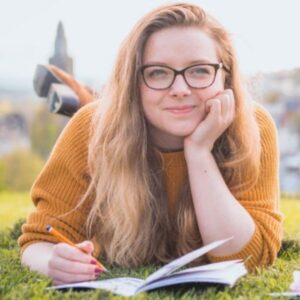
[140, 63, 224, 90]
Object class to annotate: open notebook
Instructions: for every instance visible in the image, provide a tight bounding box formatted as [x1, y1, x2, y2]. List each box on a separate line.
[53, 238, 247, 296]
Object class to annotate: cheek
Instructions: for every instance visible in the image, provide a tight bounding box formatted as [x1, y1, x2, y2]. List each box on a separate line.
[141, 86, 154, 110]
[140, 85, 161, 120]
[140, 83, 165, 108]
[197, 73, 225, 101]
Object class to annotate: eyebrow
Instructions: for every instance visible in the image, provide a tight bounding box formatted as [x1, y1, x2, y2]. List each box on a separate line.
[143, 59, 218, 66]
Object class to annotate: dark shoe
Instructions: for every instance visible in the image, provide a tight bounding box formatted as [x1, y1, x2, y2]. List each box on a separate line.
[33, 64, 63, 97]
[48, 83, 80, 117]
[33, 64, 96, 117]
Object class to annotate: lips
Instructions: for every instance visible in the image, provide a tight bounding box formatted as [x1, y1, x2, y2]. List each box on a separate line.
[165, 105, 195, 114]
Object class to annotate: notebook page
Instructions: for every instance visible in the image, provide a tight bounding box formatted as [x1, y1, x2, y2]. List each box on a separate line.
[138, 262, 247, 293]
[54, 277, 144, 297]
[144, 237, 233, 284]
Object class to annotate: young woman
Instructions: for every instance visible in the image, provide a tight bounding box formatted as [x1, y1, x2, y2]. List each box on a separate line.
[19, 3, 282, 285]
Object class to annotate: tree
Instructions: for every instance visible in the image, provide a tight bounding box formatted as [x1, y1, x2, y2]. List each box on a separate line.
[264, 91, 282, 104]
[0, 149, 45, 191]
[30, 103, 68, 159]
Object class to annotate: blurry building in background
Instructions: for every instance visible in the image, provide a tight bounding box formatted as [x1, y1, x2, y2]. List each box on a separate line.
[0, 110, 31, 156]
[0, 21, 72, 159]
[49, 21, 73, 74]
[254, 70, 300, 196]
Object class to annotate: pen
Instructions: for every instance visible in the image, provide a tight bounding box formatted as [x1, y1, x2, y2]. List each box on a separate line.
[46, 225, 108, 272]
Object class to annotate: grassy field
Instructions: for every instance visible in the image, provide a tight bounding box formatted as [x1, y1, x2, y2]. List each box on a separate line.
[1, 191, 299, 235]
[1, 192, 300, 299]
[0, 191, 34, 230]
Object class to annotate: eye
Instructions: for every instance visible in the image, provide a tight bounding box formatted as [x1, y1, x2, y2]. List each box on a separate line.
[144, 67, 170, 79]
[187, 65, 213, 77]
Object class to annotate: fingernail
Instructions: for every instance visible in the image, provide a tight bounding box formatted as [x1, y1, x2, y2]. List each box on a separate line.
[95, 267, 103, 274]
[90, 259, 97, 265]
[95, 271, 102, 277]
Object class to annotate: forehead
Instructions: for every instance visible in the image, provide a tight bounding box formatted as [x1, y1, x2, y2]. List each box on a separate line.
[143, 26, 219, 66]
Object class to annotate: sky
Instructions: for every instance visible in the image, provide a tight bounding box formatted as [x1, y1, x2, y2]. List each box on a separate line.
[1, 0, 300, 90]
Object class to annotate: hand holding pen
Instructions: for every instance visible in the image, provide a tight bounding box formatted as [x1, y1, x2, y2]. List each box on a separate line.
[46, 225, 107, 285]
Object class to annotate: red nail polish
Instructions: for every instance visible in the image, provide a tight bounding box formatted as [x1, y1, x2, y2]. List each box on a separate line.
[90, 259, 97, 265]
[95, 267, 102, 274]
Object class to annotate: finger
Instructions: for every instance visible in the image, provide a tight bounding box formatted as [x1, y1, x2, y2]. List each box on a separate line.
[226, 90, 235, 122]
[222, 94, 231, 121]
[220, 89, 235, 122]
[222, 88, 234, 99]
[53, 280, 65, 286]
[53, 243, 93, 264]
[206, 98, 222, 120]
[229, 95, 235, 122]
[49, 254, 99, 275]
[76, 241, 94, 254]
[50, 267, 99, 284]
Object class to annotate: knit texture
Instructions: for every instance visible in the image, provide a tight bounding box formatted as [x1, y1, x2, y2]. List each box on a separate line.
[18, 101, 283, 271]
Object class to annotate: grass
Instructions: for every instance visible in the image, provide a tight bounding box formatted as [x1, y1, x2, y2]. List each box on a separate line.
[0, 191, 34, 230]
[281, 197, 300, 239]
[1, 192, 300, 299]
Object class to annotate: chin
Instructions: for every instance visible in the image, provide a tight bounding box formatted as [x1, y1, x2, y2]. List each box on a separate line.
[169, 126, 196, 137]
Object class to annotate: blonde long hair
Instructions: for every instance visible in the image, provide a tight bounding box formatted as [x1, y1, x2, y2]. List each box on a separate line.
[82, 3, 261, 267]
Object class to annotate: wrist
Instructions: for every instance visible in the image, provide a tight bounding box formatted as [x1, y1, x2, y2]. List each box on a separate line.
[184, 137, 213, 157]
[184, 145, 213, 163]
[21, 242, 55, 276]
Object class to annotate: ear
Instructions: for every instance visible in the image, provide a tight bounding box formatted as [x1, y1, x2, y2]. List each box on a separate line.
[224, 71, 232, 89]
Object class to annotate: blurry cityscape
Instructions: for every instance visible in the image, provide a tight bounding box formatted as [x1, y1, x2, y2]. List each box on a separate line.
[0, 23, 299, 195]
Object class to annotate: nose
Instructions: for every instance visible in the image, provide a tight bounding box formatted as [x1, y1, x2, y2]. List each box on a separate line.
[169, 74, 191, 97]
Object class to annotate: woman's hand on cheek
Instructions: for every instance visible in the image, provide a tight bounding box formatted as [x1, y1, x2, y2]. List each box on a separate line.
[184, 89, 235, 156]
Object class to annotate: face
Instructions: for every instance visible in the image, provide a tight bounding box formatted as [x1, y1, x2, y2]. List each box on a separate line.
[140, 26, 225, 151]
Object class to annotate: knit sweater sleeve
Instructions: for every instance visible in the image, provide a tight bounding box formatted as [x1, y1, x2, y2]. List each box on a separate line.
[18, 102, 98, 255]
[207, 103, 283, 271]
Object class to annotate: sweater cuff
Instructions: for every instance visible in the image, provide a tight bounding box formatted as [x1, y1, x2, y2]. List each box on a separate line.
[206, 226, 263, 272]
[19, 232, 102, 259]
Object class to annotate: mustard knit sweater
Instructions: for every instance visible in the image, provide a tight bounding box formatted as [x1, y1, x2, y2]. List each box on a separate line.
[18, 102, 283, 271]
